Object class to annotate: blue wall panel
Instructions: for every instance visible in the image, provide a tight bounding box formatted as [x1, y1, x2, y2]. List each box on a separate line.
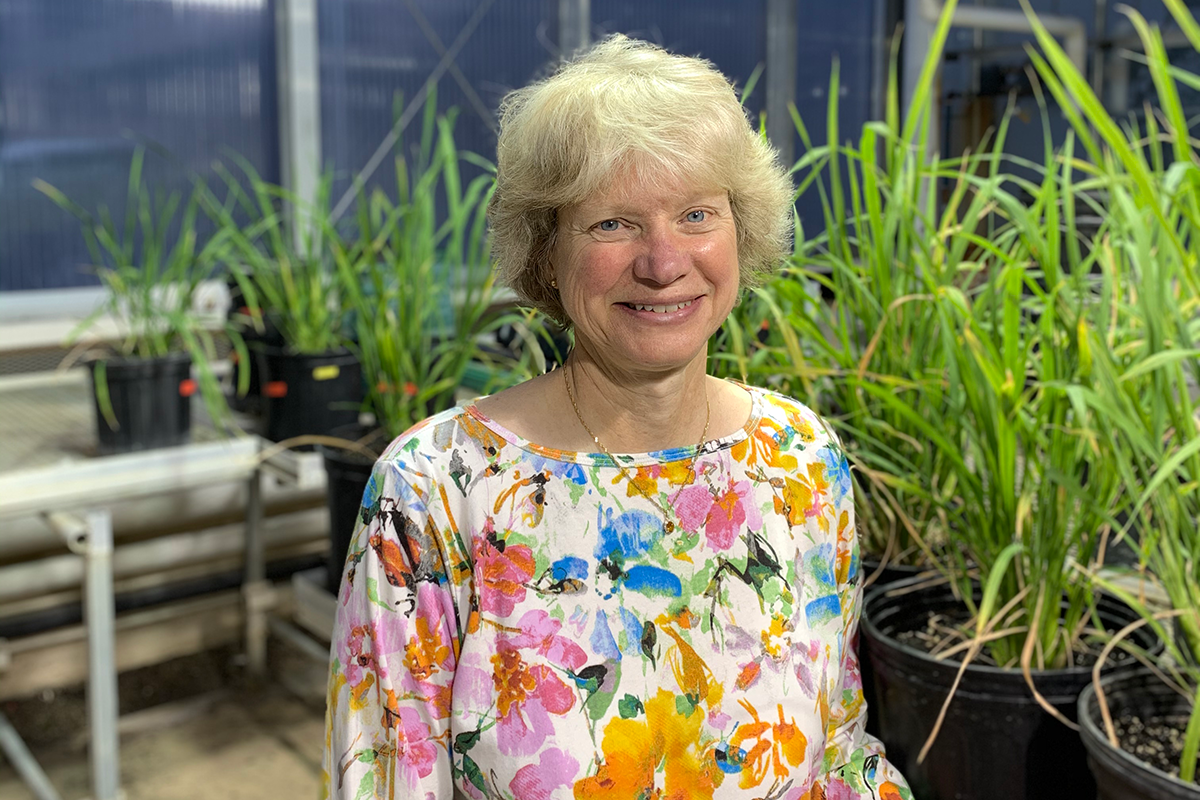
[594, 0, 880, 237]
[318, 0, 557, 203]
[0, 0, 279, 292]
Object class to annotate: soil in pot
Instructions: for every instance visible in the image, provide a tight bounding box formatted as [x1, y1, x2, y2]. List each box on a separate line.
[259, 348, 363, 445]
[1080, 670, 1200, 799]
[861, 582, 1158, 800]
[320, 425, 389, 594]
[89, 352, 193, 455]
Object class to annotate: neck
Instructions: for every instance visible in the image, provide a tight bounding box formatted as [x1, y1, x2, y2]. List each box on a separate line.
[564, 345, 710, 454]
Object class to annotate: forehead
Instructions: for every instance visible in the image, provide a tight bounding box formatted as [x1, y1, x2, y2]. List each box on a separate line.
[570, 161, 726, 216]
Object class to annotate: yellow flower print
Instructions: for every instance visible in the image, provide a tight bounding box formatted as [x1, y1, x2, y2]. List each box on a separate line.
[760, 614, 792, 660]
[661, 625, 724, 710]
[835, 510, 854, 584]
[776, 463, 832, 531]
[573, 689, 723, 800]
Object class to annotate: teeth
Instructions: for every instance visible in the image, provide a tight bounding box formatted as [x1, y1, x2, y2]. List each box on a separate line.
[630, 299, 695, 313]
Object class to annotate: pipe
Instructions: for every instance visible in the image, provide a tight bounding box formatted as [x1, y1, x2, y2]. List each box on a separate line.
[0, 508, 327, 605]
[919, 0, 1087, 74]
[82, 510, 120, 800]
[904, 0, 1088, 190]
[0, 710, 63, 800]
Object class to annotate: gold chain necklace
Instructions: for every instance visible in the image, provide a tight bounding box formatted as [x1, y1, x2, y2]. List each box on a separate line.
[562, 363, 709, 534]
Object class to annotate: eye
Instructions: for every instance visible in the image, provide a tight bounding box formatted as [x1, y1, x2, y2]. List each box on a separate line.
[597, 219, 620, 232]
[686, 209, 707, 223]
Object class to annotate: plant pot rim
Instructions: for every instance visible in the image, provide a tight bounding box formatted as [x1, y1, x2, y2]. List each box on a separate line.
[1078, 673, 1200, 795]
[85, 350, 192, 366]
[262, 343, 354, 356]
[863, 582, 1156, 680]
[317, 423, 389, 466]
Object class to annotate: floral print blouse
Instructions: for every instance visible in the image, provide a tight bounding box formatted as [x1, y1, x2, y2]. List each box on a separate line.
[322, 383, 910, 800]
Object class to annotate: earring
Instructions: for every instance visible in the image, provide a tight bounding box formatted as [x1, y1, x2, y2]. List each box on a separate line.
[550, 279, 558, 288]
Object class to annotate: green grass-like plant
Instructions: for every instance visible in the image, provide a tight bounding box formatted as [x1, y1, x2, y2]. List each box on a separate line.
[34, 147, 249, 431]
[331, 100, 546, 442]
[1024, 0, 1200, 780]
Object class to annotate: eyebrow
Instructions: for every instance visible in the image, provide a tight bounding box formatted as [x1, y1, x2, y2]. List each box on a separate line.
[584, 192, 727, 219]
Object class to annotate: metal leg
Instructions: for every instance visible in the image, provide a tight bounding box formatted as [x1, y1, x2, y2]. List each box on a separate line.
[84, 509, 120, 800]
[0, 710, 63, 800]
[243, 466, 269, 676]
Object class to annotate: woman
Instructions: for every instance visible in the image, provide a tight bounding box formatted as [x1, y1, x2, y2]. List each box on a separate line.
[323, 35, 909, 800]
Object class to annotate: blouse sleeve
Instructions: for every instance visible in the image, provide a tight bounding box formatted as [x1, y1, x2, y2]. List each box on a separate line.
[819, 446, 912, 799]
[321, 454, 473, 800]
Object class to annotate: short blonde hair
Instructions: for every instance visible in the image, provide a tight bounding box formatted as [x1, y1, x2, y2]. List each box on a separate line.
[488, 34, 794, 326]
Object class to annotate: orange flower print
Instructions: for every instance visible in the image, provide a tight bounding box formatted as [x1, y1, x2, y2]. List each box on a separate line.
[573, 689, 723, 800]
[493, 647, 537, 718]
[403, 614, 449, 682]
[732, 419, 799, 471]
[724, 699, 808, 789]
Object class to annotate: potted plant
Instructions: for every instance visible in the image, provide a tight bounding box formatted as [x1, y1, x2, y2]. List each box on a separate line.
[1022, 0, 1200, 792]
[321, 103, 544, 592]
[34, 147, 250, 454]
[785, 44, 966, 587]
[206, 158, 362, 444]
[764, 3, 1166, 797]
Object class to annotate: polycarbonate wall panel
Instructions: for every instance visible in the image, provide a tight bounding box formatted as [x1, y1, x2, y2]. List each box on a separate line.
[594, 0, 879, 235]
[318, 0, 558, 204]
[591, 1, 770, 119]
[0, 0, 279, 292]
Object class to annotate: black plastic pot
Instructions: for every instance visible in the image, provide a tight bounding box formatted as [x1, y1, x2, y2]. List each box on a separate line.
[259, 348, 363, 444]
[862, 558, 939, 591]
[1080, 670, 1200, 799]
[227, 313, 285, 416]
[320, 425, 388, 594]
[89, 352, 193, 455]
[861, 583, 1158, 800]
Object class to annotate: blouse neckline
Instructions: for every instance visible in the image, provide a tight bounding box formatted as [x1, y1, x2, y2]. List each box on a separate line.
[462, 379, 764, 467]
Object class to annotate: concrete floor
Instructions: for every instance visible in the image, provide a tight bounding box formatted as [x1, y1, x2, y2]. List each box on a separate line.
[0, 643, 328, 800]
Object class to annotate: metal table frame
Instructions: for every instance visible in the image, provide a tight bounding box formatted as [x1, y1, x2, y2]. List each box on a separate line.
[0, 437, 272, 800]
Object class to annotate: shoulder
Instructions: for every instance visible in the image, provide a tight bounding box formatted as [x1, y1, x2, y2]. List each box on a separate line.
[368, 405, 493, 490]
[743, 383, 842, 453]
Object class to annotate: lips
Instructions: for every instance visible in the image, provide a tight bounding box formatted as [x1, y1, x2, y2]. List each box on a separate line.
[622, 298, 698, 313]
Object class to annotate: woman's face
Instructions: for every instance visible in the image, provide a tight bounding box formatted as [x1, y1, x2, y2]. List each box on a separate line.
[551, 167, 740, 377]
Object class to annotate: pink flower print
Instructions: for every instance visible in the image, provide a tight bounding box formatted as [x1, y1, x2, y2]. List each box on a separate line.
[508, 747, 580, 800]
[674, 480, 762, 551]
[825, 776, 860, 800]
[675, 483, 714, 533]
[395, 706, 439, 782]
[343, 624, 372, 689]
[491, 647, 575, 756]
[473, 527, 535, 618]
[342, 612, 407, 690]
[507, 609, 588, 671]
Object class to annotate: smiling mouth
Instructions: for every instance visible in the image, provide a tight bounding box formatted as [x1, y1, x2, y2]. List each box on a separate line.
[622, 298, 697, 313]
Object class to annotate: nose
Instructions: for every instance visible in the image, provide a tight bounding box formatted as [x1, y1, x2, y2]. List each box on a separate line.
[632, 223, 690, 285]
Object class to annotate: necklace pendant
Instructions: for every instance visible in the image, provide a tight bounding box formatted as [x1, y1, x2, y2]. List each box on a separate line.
[664, 520, 675, 534]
